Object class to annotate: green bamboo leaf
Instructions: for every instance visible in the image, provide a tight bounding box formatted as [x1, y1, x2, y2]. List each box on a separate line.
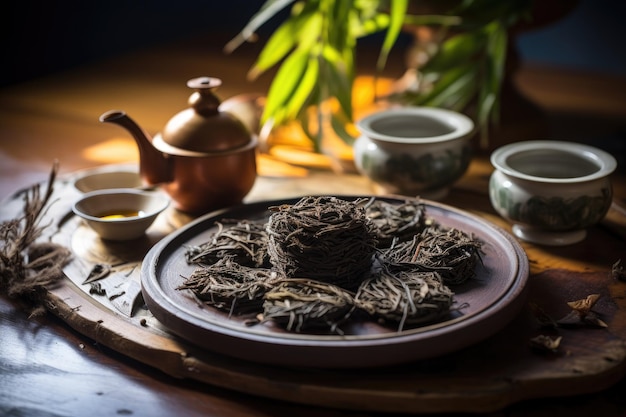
[321, 43, 343, 64]
[224, 0, 296, 53]
[296, 10, 324, 49]
[478, 21, 507, 127]
[328, 0, 352, 50]
[283, 56, 320, 120]
[402, 14, 461, 27]
[322, 45, 353, 119]
[412, 64, 474, 105]
[331, 113, 356, 145]
[452, 0, 531, 29]
[376, 0, 408, 72]
[485, 22, 507, 98]
[356, 13, 389, 37]
[262, 48, 310, 123]
[477, 90, 495, 147]
[422, 68, 478, 109]
[428, 70, 479, 112]
[249, 20, 298, 78]
[423, 31, 486, 73]
[296, 102, 324, 153]
[250, 9, 323, 78]
[442, 76, 477, 112]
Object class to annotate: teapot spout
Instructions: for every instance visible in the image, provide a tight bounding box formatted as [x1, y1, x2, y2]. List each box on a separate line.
[99, 110, 173, 185]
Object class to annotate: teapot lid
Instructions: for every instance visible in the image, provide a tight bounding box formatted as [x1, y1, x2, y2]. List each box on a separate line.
[156, 77, 253, 154]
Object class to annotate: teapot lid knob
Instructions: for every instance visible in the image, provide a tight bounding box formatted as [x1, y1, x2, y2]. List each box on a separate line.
[187, 76, 222, 116]
[187, 76, 222, 90]
[157, 76, 253, 154]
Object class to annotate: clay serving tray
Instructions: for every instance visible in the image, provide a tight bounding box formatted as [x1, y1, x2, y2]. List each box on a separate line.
[141, 196, 529, 368]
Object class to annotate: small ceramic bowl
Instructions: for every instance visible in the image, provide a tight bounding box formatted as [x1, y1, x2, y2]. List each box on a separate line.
[489, 140, 617, 246]
[354, 107, 474, 199]
[74, 170, 142, 193]
[72, 189, 170, 241]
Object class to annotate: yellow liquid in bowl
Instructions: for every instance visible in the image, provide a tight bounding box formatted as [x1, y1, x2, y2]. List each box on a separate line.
[98, 210, 143, 220]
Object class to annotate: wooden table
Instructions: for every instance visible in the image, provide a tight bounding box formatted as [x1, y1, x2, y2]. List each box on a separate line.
[1, 33, 626, 416]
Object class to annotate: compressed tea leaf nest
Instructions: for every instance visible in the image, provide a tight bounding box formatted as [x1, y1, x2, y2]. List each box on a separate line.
[179, 195, 484, 334]
[266, 196, 378, 290]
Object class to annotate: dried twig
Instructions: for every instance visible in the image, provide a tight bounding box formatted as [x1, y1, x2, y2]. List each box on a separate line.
[0, 161, 71, 316]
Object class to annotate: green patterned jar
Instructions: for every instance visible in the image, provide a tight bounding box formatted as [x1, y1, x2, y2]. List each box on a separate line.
[489, 140, 617, 245]
[354, 107, 474, 200]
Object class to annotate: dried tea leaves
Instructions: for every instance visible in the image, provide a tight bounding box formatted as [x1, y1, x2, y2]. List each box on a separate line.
[381, 226, 483, 285]
[611, 259, 625, 282]
[364, 198, 428, 247]
[266, 196, 377, 290]
[529, 293, 609, 355]
[178, 257, 276, 315]
[558, 293, 608, 328]
[530, 293, 608, 330]
[179, 196, 483, 334]
[529, 302, 558, 329]
[529, 335, 562, 353]
[355, 270, 453, 331]
[263, 278, 355, 333]
[186, 220, 269, 268]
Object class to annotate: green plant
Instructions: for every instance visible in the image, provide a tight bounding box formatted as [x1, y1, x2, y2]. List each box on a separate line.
[396, 0, 533, 147]
[226, 0, 532, 151]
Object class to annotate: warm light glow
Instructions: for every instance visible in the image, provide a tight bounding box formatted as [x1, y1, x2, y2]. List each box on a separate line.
[352, 75, 395, 119]
[269, 146, 335, 170]
[256, 154, 309, 178]
[264, 75, 396, 172]
[81, 137, 139, 164]
[266, 122, 314, 150]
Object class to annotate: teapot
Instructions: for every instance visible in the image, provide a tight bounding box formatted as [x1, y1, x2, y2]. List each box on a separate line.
[100, 76, 257, 215]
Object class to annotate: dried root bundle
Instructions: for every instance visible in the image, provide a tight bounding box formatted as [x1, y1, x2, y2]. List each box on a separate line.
[382, 226, 482, 285]
[355, 270, 453, 331]
[185, 220, 269, 268]
[364, 197, 428, 247]
[178, 257, 276, 315]
[262, 278, 355, 333]
[0, 162, 71, 317]
[266, 196, 377, 290]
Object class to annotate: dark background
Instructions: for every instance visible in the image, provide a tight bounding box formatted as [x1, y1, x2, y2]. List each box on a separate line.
[2, 0, 625, 88]
[2, 1, 275, 87]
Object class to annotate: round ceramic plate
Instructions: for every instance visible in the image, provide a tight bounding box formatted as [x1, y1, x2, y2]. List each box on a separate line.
[142, 196, 529, 368]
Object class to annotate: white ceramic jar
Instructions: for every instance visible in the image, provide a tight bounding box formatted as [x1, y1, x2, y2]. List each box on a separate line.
[489, 140, 617, 245]
[354, 107, 474, 199]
